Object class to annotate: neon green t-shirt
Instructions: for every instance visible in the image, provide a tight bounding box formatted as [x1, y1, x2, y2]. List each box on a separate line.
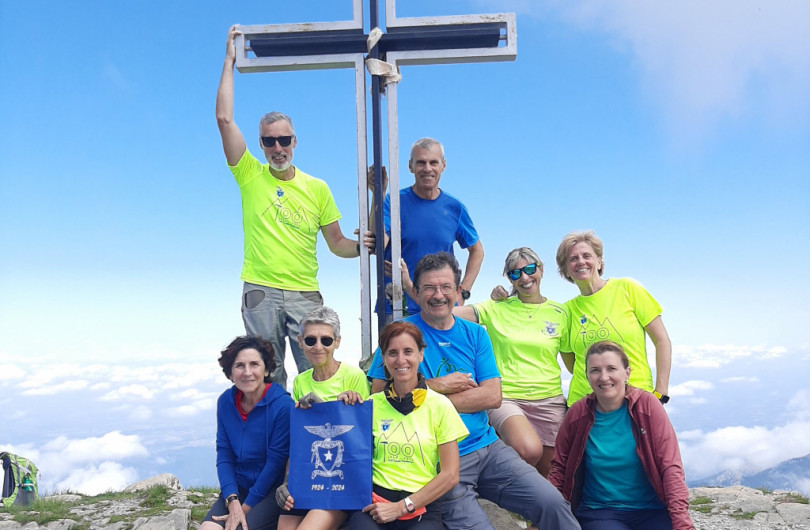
[565, 278, 662, 405]
[291, 361, 370, 401]
[230, 150, 342, 291]
[473, 297, 570, 400]
[370, 389, 468, 493]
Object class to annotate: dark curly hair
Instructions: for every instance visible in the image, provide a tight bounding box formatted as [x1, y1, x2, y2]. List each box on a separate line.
[218, 336, 276, 383]
[413, 252, 462, 292]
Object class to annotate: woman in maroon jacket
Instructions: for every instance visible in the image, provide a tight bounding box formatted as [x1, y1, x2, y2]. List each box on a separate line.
[549, 341, 693, 530]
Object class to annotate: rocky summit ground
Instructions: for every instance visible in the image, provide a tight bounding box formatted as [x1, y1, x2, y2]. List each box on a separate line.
[1, 474, 809, 529]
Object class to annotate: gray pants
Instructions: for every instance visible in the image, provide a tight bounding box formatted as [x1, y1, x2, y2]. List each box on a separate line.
[241, 282, 323, 389]
[435, 439, 580, 529]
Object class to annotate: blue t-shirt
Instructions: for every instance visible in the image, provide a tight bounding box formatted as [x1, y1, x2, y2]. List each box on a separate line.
[368, 314, 500, 456]
[382, 187, 478, 314]
[582, 402, 664, 510]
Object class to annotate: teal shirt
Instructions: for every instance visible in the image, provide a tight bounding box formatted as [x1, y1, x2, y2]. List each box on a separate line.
[582, 402, 664, 510]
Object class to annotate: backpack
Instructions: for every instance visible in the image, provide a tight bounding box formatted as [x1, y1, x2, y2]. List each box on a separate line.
[1, 451, 39, 508]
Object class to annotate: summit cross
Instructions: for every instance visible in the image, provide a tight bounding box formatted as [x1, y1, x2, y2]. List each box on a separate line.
[232, 0, 516, 360]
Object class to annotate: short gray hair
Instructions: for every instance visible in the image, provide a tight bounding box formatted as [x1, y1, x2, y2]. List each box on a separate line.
[301, 306, 340, 337]
[258, 111, 295, 134]
[409, 137, 445, 164]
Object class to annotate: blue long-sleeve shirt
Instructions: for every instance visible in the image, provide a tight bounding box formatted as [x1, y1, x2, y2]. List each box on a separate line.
[215, 383, 293, 508]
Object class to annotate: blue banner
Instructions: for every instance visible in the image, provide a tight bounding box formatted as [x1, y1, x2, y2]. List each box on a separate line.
[288, 400, 373, 510]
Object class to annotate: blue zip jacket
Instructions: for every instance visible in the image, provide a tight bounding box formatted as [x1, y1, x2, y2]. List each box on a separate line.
[216, 383, 293, 508]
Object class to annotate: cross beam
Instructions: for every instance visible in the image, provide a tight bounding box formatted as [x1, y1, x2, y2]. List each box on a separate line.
[233, 0, 516, 361]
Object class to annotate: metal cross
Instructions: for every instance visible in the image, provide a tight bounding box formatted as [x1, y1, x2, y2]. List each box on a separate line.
[233, 0, 516, 360]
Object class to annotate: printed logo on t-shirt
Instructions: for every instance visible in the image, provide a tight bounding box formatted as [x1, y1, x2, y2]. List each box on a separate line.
[543, 321, 560, 337]
[376, 420, 423, 465]
[266, 194, 314, 233]
[575, 314, 622, 349]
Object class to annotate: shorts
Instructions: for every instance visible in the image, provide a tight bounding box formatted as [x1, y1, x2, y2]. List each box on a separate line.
[487, 395, 567, 446]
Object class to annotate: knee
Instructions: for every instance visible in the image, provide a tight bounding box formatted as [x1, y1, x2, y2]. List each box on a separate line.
[511, 440, 544, 466]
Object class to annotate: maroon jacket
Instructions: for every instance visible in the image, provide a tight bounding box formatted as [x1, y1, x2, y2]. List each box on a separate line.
[549, 386, 694, 530]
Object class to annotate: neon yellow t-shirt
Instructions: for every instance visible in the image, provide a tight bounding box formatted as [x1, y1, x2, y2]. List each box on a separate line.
[370, 389, 468, 493]
[565, 278, 662, 405]
[230, 150, 342, 291]
[473, 298, 570, 400]
[291, 361, 370, 401]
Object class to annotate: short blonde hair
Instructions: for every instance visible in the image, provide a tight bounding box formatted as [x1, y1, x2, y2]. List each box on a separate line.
[555, 230, 604, 283]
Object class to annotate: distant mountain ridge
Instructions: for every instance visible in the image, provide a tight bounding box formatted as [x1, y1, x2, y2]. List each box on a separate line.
[689, 454, 810, 494]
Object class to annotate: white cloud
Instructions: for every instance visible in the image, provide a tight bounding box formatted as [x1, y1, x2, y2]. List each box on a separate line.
[680, 388, 810, 480]
[129, 405, 153, 421]
[99, 384, 155, 401]
[681, 421, 810, 480]
[21, 379, 90, 395]
[550, 0, 810, 145]
[41, 431, 147, 464]
[670, 379, 713, 397]
[0, 364, 25, 382]
[721, 376, 759, 383]
[165, 398, 215, 418]
[673, 344, 794, 368]
[54, 461, 138, 496]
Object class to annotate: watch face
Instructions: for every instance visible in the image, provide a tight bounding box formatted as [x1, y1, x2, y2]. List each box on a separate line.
[405, 497, 415, 512]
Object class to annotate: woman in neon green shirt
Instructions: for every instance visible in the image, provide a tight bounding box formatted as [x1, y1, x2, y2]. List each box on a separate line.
[347, 321, 467, 528]
[454, 247, 574, 477]
[556, 230, 672, 406]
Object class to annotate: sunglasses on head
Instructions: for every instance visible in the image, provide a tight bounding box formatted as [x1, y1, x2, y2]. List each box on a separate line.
[303, 336, 334, 347]
[260, 135, 294, 148]
[507, 263, 538, 281]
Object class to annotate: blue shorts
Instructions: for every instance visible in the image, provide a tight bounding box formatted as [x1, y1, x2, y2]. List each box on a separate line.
[575, 505, 672, 530]
[202, 491, 281, 530]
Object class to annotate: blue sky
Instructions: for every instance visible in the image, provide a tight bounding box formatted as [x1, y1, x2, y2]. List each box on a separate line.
[1, 1, 809, 495]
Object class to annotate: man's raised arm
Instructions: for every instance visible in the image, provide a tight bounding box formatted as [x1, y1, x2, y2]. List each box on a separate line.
[215, 25, 247, 166]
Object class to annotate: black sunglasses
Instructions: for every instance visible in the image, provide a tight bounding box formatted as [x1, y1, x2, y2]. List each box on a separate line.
[260, 135, 294, 148]
[303, 336, 334, 347]
[507, 263, 538, 281]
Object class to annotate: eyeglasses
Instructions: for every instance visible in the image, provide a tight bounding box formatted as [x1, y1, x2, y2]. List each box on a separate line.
[419, 284, 455, 295]
[260, 135, 294, 148]
[507, 263, 538, 281]
[303, 336, 335, 347]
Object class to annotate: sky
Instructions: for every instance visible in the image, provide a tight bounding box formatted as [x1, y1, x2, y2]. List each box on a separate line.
[1, 0, 809, 496]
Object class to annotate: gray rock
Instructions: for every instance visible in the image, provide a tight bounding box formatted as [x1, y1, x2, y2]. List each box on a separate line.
[776, 502, 810, 524]
[41, 495, 82, 504]
[123, 474, 182, 493]
[130, 509, 190, 530]
[478, 498, 526, 529]
[45, 520, 78, 530]
[0, 522, 22, 530]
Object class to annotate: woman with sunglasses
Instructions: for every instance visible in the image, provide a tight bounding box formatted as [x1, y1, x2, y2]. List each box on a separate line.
[452, 247, 573, 477]
[345, 320, 467, 529]
[278, 306, 370, 530]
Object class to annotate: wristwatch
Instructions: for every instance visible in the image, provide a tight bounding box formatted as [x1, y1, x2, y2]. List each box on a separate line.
[403, 496, 415, 513]
[460, 288, 471, 300]
[225, 493, 239, 505]
[653, 391, 670, 404]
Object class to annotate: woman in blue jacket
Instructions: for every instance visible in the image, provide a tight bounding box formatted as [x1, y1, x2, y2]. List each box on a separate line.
[201, 336, 294, 530]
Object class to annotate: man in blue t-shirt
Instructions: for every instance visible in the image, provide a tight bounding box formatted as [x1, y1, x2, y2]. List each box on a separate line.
[368, 253, 580, 529]
[371, 138, 484, 319]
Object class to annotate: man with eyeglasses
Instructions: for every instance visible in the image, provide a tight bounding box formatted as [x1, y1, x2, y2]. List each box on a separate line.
[370, 138, 484, 322]
[366, 253, 581, 530]
[216, 26, 373, 388]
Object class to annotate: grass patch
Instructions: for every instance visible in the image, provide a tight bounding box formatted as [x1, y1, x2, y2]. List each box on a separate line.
[691, 505, 713, 514]
[4, 498, 77, 525]
[690, 496, 712, 505]
[191, 504, 211, 524]
[730, 511, 757, 520]
[782, 492, 810, 504]
[144, 485, 171, 508]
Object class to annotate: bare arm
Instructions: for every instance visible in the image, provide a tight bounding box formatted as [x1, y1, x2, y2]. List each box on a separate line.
[321, 221, 370, 258]
[365, 441, 460, 524]
[370, 378, 386, 394]
[560, 352, 575, 374]
[458, 241, 484, 305]
[216, 26, 247, 166]
[429, 376, 501, 414]
[452, 304, 479, 323]
[645, 316, 672, 396]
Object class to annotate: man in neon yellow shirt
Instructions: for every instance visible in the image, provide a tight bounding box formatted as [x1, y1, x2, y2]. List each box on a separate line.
[216, 26, 372, 388]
